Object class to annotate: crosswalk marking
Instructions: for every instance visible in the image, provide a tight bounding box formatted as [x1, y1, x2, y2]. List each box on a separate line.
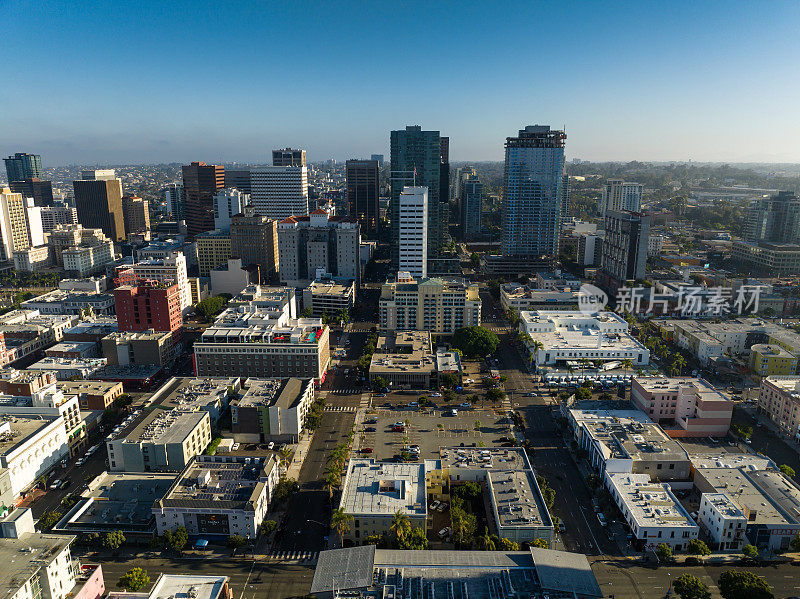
[324, 406, 357, 412]
[266, 550, 318, 561]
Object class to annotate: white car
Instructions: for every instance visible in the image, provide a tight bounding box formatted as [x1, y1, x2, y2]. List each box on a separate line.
[75, 458, 85, 467]
[438, 527, 452, 538]
[232, 442, 240, 451]
[50, 479, 62, 490]
[268, 441, 275, 450]
[464, 379, 474, 384]
[430, 500, 442, 511]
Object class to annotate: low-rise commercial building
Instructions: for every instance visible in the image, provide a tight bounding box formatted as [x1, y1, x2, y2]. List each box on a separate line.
[500, 284, 579, 312]
[102, 330, 174, 367]
[13, 245, 51, 272]
[229, 285, 297, 318]
[630, 377, 733, 438]
[56, 380, 124, 410]
[368, 330, 462, 389]
[194, 306, 330, 382]
[750, 344, 798, 377]
[698, 492, 747, 551]
[21, 289, 115, 316]
[0, 414, 68, 500]
[27, 357, 107, 380]
[520, 310, 649, 369]
[302, 280, 355, 317]
[45, 341, 99, 360]
[145, 377, 239, 427]
[152, 454, 280, 539]
[0, 527, 81, 599]
[379, 277, 481, 334]
[606, 472, 698, 551]
[108, 574, 232, 599]
[732, 240, 800, 276]
[230, 378, 314, 443]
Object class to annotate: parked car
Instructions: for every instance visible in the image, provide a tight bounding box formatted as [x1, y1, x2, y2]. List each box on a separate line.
[361, 447, 374, 453]
[592, 499, 601, 513]
[459, 402, 471, 408]
[597, 513, 607, 526]
[75, 458, 85, 467]
[430, 500, 441, 511]
[232, 442, 240, 451]
[268, 442, 275, 450]
[430, 393, 442, 398]
[50, 479, 62, 490]
[438, 527, 452, 538]
[393, 421, 406, 427]
[364, 427, 376, 432]
[437, 501, 449, 512]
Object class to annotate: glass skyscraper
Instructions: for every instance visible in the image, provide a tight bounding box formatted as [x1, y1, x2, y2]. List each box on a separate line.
[501, 125, 566, 261]
[4, 152, 42, 182]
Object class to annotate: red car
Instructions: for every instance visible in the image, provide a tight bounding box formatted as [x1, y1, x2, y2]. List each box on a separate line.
[361, 447, 373, 453]
[392, 426, 405, 433]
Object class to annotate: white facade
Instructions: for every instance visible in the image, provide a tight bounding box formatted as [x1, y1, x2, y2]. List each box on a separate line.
[40, 205, 78, 232]
[397, 186, 428, 278]
[600, 179, 643, 216]
[62, 243, 114, 277]
[0, 416, 69, 501]
[0, 531, 77, 599]
[698, 493, 747, 551]
[648, 234, 664, 256]
[210, 258, 251, 297]
[0, 189, 41, 261]
[213, 188, 250, 232]
[250, 166, 309, 220]
[130, 252, 191, 313]
[14, 245, 51, 272]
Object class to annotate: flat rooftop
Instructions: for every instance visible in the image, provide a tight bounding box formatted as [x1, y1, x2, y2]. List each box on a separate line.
[54, 471, 175, 532]
[690, 453, 773, 471]
[0, 415, 58, 457]
[0, 533, 75, 599]
[237, 378, 310, 409]
[703, 492, 746, 519]
[28, 357, 106, 372]
[521, 310, 647, 353]
[157, 455, 277, 510]
[307, 280, 354, 296]
[607, 472, 698, 529]
[57, 380, 121, 395]
[92, 364, 163, 380]
[108, 574, 230, 599]
[583, 417, 687, 462]
[341, 459, 427, 517]
[764, 376, 800, 395]
[155, 377, 238, 412]
[116, 409, 207, 445]
[46, 341, 98, 354]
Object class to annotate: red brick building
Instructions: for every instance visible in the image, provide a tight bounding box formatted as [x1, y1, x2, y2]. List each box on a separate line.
[114, 280, 182, 338]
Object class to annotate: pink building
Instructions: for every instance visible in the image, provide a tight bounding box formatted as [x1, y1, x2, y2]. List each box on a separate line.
[73, 564, 105, 599]
[630, 377, 733, 438]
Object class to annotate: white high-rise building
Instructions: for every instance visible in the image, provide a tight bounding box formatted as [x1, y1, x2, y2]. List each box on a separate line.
[127, 251, 192, 313]
[397, 186, 428, 278]
[250, 166, 309, 220]
[0, 188, 45, 260]
[213, 188, 250, 232]
[599, 179, 643, 216]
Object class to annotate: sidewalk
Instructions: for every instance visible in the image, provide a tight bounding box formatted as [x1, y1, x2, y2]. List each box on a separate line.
[285, 430, 314, 480]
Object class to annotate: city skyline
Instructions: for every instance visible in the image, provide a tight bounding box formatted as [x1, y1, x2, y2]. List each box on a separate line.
[4, 2, 800, 165]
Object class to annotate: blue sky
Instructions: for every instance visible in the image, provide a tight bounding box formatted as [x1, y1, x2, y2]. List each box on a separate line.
[3, 1, 800, 165]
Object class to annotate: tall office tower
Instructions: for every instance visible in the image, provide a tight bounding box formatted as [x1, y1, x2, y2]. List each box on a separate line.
[745, 191, 800, 244]
[0, 188, 44, 260]
[454, 166, 476, 201]
[390, 126, 444, 268]
[182, 161, 225, 238]
[272, 148, 307, 167]
[397, 186, 428, 278]
[72, 169, 125, 242]
[439, 137, 450, 241]
[163, 183, 185, 219]
[460, 176, 484, 241]
[224, 168, 251, 194]
[598, 179, 642, 217]
[10, 178, 54, 206]
[277, 210, 361, 285]
[229, 209, 279, 283]
[40, 204, 78, 231]
[4, 153, 42, 182]
[214, 188, 250, 232]
[250, 166, 309, 220]
[122, 195, 151, 236]
[345, 159, 379, 237]
[370, 154, 384, 166]
[501, 125, 566, 263]
[597, 210, 650, 293]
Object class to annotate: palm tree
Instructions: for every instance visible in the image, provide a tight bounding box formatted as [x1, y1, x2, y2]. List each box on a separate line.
[621, 359, 634, 376]
[390, 510, 410, 546]
[478, 527, 496, 551]
[579, 358, 591, 373]
[330, 508, 354, 547]
[672, 354, 687, 376]
[322, 472, 339, 502]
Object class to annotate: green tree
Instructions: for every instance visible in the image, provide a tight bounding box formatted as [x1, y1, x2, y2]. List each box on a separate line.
[227, 535, 247, 549]
[474, 419, 482, 431]
[687, 538, 711, 556]
[273, 478, 300, 504]
[195, 295, 231, 322]
[599, 392, 613, 401]
[443, 389, 457, 403]
[452, 481, 481, 500]
[780, 464, 796, 478]
[163, 526, 188, 553]
[655, 543, 672, 561]
[397, 526, 428, 550]
[673, 574, 711, 599]
[440, 372, 460, 389]
[39, 511, 62, 531]
[372, 376, 387, 392]
[390, 510, 411, 545]
[575, 386, 592, 401]
[260, 519, 277, 536]
[791, 533, 800, 552]
[530, 538, 548, 549]
[118, 568, 151, 592]
[742, 544, 759, 560]
[451, 506, 477, 546]
[299, 307, 313, 318]
[486, 388, 506, 403]
[717, 570, 773, 599]
[498, 537, 521, 550]
[330, 508, 354, 546]
[103, 530, 126, 551]
[452, 326, 500, 358]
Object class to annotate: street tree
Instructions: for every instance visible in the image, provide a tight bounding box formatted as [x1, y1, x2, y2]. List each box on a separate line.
[673, 574, 711, 599]
[119, 568, 151, 592]
[717, 570, 773, 599]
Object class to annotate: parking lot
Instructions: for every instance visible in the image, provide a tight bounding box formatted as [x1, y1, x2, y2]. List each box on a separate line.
[357, 405, 515, 461]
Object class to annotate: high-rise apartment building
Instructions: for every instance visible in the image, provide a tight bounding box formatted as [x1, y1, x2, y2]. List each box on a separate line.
[122, 195, 150, 236]
[346, 159, 379, 237]
[114, 279, 183, 337]
[213, 188, 250, 232]
[4, 152, 42, 181]
[250, 166, 309, 220]
[182, 162, 225, 238]
[224, 168, 252, 194]
[118, 252, 192, 313]
[560, 173, 570, 223]
[598, 179, 643, 217]
[390, 126, 445, 268]
[72, 169, 125, 242]
[501, 125, 566, 264]
[40, 204, 78, 231]
[196, 229, 232, 277]
[229, 209, 279, 283]
[272, 148, 307, 167]
[164, 183, 185, 220]
[0, 188, 44, 259]
[745, 191, 800, 245]
[379, 276, 481, 333]
[597, 210, 650, 293]
[277, 210, 361, 285]
[50, 225, 115, 274]
[460, 175, 483, 241]
[10, 178, 54, 206]
[396, 186, 428, 278]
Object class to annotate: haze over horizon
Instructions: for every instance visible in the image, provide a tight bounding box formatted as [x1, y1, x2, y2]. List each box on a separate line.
[4, 1, 800, 166]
